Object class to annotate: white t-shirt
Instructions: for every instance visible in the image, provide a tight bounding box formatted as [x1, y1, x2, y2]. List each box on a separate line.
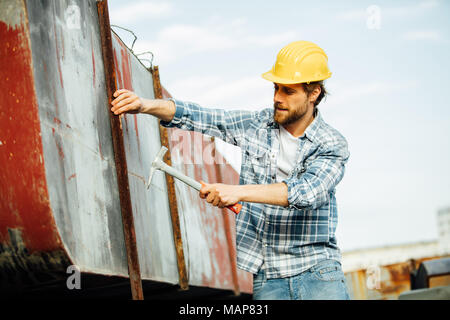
[276, 125, 300, 183]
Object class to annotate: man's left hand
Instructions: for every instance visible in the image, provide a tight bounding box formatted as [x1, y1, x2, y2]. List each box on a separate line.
[199, 181, 242, 209]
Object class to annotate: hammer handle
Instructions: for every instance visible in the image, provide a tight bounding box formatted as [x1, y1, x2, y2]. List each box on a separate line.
[159, 162, 241, 214]
[226, 203, 242, 214]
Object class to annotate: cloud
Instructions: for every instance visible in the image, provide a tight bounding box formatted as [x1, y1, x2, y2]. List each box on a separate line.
[109, 1, 173, 24]
[327, 80, 418, 106]
[131, 23, 235, 64]
[246, 31, 297, 47]
[336, 0, 440, 22]
[132, 18, 297, 64]
[402, 30, 443, 41]
[168, 75, 272, 109]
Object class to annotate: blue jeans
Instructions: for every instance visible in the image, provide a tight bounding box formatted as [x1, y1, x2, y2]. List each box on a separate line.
[252, 259, 351, 300]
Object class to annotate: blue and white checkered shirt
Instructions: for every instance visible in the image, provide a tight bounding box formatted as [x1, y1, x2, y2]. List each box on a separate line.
[160, 99, 350, 279]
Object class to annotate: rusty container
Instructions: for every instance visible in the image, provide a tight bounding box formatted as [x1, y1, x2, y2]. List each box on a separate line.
[0, 0, 252, 299]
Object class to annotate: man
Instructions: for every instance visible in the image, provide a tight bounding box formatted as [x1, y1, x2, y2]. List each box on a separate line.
[111, 41, 350, 300]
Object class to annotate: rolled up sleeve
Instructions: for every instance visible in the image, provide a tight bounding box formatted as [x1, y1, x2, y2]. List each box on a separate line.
[159, 98, 259, 147]
[159, 98, 186, 127]
[282, 140, 349, 210]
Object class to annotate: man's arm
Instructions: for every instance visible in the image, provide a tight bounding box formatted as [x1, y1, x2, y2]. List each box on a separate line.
[282, 140, 349, 210]
[110, 89, 260, 147]
[200, 141, 349, 210]
[111, 89, 176, 122]
[199, 182, 289, 208]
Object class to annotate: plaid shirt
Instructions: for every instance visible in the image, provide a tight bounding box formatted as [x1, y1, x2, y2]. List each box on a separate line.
[160, 99, 350, 279]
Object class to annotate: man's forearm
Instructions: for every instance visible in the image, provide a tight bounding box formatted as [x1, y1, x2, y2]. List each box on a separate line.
[111, 89, 176, 123]
[141, 98, 176, 123]
[239, 183, 289, 207]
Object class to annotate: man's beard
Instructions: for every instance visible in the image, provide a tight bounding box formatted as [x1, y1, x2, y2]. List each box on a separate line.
[273, 101, 308, 126]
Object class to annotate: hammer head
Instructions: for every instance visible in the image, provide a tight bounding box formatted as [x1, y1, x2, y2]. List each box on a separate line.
[146, 146, 168, 189]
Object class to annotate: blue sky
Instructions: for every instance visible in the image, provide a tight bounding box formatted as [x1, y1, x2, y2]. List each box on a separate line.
[108, 0, 450, 251]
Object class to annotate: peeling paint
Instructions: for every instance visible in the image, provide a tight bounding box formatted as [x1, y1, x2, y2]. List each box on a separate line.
[0, 0, 25, 28]
[1, 0, 253, 295]
[0, 0, 63, 252]
[64, 4, 81, 30]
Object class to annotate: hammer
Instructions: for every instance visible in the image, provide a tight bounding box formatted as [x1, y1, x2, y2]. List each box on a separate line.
[147, 146, 242, 214]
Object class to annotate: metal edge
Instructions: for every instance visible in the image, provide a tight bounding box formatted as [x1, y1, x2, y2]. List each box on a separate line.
[151, 65, 189, 291]
[213, 151, 241, 296]
[96, 0, 143, 300]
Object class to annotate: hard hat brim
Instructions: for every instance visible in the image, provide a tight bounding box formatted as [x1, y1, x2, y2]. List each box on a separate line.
[262, 70, 331, 84]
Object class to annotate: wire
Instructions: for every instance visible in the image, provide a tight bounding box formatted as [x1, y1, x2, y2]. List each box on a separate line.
[110, 24, 137, 52]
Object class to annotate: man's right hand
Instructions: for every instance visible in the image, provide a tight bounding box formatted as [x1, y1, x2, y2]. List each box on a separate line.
[110, 89, 143, 115]
[110, 89, 176, 122]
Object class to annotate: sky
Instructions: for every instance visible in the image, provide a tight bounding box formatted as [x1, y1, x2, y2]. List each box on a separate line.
[108, 0, 450, 252]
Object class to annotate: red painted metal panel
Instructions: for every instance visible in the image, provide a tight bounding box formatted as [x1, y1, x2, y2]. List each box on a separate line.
[0, 0, 62, 253]
[165, 130, 253, 292]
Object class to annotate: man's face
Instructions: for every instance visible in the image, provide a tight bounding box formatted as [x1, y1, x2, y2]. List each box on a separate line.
[273, 83, 311, 126]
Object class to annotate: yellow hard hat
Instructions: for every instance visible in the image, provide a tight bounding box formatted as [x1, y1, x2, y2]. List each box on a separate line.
[262, 40, 332, 84]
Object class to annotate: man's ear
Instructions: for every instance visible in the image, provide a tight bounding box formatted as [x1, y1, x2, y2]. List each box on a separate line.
[309, 85, 321, 104]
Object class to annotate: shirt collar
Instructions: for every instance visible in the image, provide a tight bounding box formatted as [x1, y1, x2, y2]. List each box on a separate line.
[266, 108, 323, 142]
[303, 108, 322, 142]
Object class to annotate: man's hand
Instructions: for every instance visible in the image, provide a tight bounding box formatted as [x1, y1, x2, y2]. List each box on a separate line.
[199, 181, 242, 209]
[111, 89, 143, 115]
[110, 89, 176, 122]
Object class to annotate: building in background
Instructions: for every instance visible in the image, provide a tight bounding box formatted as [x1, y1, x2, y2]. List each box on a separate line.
[342, 207, 450, 300]
[437, 207, 450, 254]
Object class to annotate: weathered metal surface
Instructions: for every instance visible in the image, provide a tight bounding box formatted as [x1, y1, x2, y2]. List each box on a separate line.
[152, 66, 189, 291]
[25, 0, 128, 278]
[212, 142, 240, 296]
[0, 0, 253, 296]
[165, 130, 253, 291]
[97, 0, 143, 300]
[344, 255, 450, 300]
[0, 0, 72, 290]
[110, 30, 253, 292]
[110, 32, 179, 286]
[0, 0, 63, 253]
[399, 285, 450, 300]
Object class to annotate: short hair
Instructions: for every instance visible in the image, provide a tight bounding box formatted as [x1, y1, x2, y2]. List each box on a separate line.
[302, 81, 328, 107]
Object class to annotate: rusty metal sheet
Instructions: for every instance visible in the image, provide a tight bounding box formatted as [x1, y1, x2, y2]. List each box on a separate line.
[110, 33, 180, 285]
[111, 33, 252, 291]
[0, 0, 63, 253]
[216, 160, 253, 294]
[165, 130, 253, 291]
[344, 255, 450, 300]
[1, 0, 253, 295]
[97, 0, 143, 300]
[0, 0, 72, 289]
[153, 66, 189, 291]
[25, 0, 129, 277]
